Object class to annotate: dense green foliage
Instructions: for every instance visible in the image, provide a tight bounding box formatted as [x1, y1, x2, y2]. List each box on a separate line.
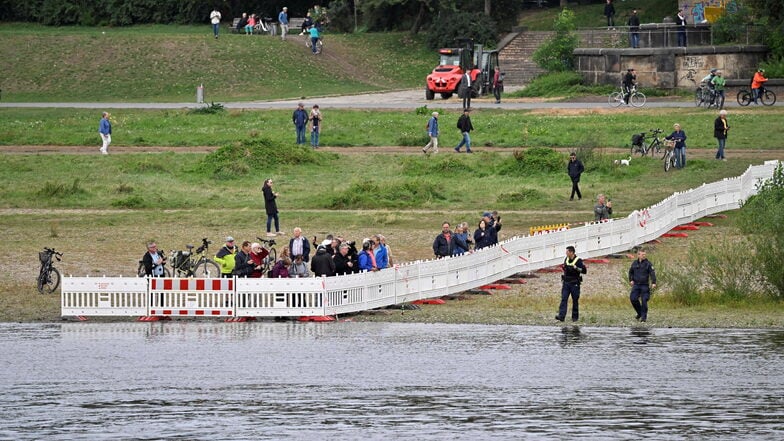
[711, 5, 754, 45]
[738, 162, 784, 299]
[198, 138, 331, 178]
[425, 11, 498, 49]
[532, 8, 578, 72]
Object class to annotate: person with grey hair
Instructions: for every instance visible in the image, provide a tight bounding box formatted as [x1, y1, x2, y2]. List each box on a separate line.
[594, 194, 612, 221]
[714, 110, 729, 160]
[423, 111, 439, 154]
[98, 111, 111, 155]
[278, 7, 289, 40]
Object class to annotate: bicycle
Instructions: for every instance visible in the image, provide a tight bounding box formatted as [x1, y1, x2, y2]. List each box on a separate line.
[136, 252, 172, 278]
[169, 238, 221, 278]
[696, 82, 719, 108]
[662, 140, 677, 172]
[609, 85, 646, 108]
[630, 128, 665, 157]
[255, 237, 278, 274]
[737, 85, 777, 106]
[37, 247, 62, 294]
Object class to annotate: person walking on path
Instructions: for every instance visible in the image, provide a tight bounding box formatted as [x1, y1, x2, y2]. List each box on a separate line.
[308, 24, 320, 54]
[423, 112, 439, 154]
[714, 110, 730, 161]
[492, 67, 503, 104]
[628, 10, 640, 48]
[665, 123, 687, 169]
[262, 178, 281, 236]
[292, 103, 308, 145]
[604, 0, 616, 28]
[454, 108, 474, 153]
[210, 8, 221, 39]
[676, 9, 688, 47]
[555, 246, 587, 322]
[629, 248, 657, 322]
[278, 7, 289, 40]
[594, 194, 612, 221]
[98, 112, 111, 155]
[567, 152, 584, 201]
[309, 104, 322, 148]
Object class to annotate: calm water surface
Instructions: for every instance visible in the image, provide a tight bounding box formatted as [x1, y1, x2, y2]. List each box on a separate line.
[0, 322, 782, 440]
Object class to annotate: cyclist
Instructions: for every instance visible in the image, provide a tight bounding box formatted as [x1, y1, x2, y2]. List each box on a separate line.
[751, 68, 768, 105]
[622, 68, 636, 105]
[701, 68, 717, 106]
[711, 70, 726, 109]
[141, 242, 167, 277]
[214, 236, 237, 278]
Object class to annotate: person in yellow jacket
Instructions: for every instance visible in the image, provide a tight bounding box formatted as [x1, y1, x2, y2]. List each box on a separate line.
[214, 236, 237, 278]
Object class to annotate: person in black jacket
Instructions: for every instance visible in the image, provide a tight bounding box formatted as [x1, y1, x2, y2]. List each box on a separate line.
[604, 0, 616, 27]
[433, 222, 468, 258]
[628, 9, 640, 48]
[141, 242, 166, 277]
[567, 152, 584, 201]
[454, 108, 474, 153]
[311, 245, 336, 277]
[262, 178, 281, 237]
[556, 246, 587, 322]
[629, 249, 657, 322]
[233, 241, 256, 277]
[333, 243, 358, 274]
[714, 109, 729, 160]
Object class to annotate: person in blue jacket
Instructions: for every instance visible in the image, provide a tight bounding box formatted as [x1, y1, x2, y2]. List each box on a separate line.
[665, 123, 687, 168]
[422, 112, 439, 154]
[278, 7, 289, 40]
[292, 103, 308, 145]
[99, 111, 111, 155]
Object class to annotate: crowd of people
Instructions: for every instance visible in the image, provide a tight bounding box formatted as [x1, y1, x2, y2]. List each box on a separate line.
[433, 211, 502, 258]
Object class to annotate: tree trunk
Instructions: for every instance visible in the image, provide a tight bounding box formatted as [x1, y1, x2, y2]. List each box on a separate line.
[485, 0, 491, 15]
[560, 0, 568, 7]
[410, 2, 427, 35]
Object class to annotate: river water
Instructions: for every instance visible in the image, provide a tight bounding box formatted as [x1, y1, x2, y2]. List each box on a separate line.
[0, 322, 782, 440]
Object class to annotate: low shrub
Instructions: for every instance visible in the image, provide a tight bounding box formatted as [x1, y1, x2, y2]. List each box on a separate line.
[111, 195, 146, 208]
[659, 261, 702, 306]
[496, 187, 548, 204]
[188, 102, 225, 115]
[198, 138, 331, 178]
[326, 179, 445, 209]
[36, 179, 86, 198]
[497, 147, 563, 175]
[689, 237, 764, 301]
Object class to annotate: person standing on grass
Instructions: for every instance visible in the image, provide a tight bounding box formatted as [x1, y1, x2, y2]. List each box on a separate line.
[309, 104, 322, 148]
[454, 108, 474, 153]
[278, 7, 289, 40]
[262, 178, 281, 237]
[98, 112, 111, 155]
[567, 152, 584, 201]
[292, 103, 308, 145]
[423, 112, 439, 154]
[594, 194, 612, 221]
[714, 110, 730, 161]
[665, 123, 687, 169]
[604, 0, 616, 28]
[629, 248, 657, 322]
[492, 66, 503, 104]
[555, 246, 587, 323]
[210, 8, 221, 39]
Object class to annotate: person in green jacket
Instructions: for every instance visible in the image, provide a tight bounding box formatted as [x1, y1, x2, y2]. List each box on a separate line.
[214, 236, 237, 278]
[711, 70, 726, 109]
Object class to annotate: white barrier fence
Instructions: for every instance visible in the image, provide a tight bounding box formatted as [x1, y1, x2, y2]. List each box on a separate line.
[62, 161, 779, 319]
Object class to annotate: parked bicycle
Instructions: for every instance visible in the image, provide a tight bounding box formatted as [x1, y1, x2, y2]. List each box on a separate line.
[255, 237, 278, 274]
[737, 85, 777, 106]
[254, 15, 277, 35]
[169, 238, 221, 278]
[609, 85, 646, 108]
[37, 247, 62, 294]
[630, 128, 665, 157]
[695, 82, 719, 108]
[136, 251, 172, 278]
[662, 140, 677, 172]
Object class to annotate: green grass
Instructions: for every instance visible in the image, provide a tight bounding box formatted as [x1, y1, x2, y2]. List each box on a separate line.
[2, 107, 783, 150]
[0, 25, 434, 102]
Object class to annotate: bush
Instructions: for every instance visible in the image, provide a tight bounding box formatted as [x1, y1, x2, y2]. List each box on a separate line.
[712, 6, 754, 45]
[198, 138, 330, 178]
[689, 237, 764, 301]
[425, 11, 497, 49]
[738, 162, 784, 299]
[326, 179, 445, 209]
[659, 261, 702, 306]
[188, 102, 225, 115]
[37, 179, 86, 197]
[498, 147, 563, 175]
[532, 8, 578, 72]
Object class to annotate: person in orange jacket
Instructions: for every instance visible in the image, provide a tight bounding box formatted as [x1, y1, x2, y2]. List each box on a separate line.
[751, 68, 768, 104]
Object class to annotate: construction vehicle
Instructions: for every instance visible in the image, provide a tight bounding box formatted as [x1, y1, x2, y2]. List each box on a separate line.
[425, 38, 500, 100]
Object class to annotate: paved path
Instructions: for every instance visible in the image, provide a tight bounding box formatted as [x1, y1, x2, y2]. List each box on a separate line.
[0, 88, 703, 110]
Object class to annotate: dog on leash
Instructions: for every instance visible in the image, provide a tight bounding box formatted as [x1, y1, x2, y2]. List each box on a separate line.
[614, 156, 632, 166]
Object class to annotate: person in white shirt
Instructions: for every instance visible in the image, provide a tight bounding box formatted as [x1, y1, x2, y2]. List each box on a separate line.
[210, 9, 221, 39]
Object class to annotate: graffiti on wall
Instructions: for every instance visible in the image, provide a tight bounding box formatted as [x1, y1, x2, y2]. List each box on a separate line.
[682, 56, 705, 70]
[681, 0, 739, 24]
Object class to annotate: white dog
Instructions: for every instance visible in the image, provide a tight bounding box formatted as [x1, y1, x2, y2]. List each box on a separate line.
[614, 156, 632, 166]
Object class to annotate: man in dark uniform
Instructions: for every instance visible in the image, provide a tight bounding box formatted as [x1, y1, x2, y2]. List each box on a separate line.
[556, 246, 587, 322]
[629, 248, 657, 322]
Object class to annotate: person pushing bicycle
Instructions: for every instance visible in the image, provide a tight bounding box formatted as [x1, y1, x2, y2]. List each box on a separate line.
[623, 68, 636, 105]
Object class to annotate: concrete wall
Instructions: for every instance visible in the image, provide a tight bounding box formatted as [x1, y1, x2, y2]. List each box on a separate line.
[574, 45, 768, 89]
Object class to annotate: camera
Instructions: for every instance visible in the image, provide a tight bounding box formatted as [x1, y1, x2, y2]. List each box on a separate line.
[346, 240, 356, 247]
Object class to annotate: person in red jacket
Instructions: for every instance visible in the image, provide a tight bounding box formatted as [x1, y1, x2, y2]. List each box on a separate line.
[751, 68, 768, 105]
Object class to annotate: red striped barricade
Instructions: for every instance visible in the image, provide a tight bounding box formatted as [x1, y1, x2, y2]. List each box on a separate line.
[148, 277, 235, 318]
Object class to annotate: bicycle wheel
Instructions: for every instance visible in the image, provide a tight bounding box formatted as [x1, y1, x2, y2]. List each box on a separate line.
[608, 91, 623, 107]
[737, 90, 751, 107]
[315, 39, 323, 54]
[137, 262, 145, 277]
[761, 90, 777, 106]
[630, 92, 646, 107]
[664, 153, 673, 172]
[39, 267, 61, 294]
[193, 260, 221, 278]
[695, 88, 703, 107]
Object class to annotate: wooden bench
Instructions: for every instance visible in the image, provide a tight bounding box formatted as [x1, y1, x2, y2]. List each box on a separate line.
[229, 18, 241, 33]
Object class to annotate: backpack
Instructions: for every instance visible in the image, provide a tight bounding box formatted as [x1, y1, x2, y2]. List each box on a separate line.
[631, 133, 644, 146]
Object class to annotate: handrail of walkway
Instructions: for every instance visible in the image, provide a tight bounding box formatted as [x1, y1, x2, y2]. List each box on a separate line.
[61, 161, 779, 319]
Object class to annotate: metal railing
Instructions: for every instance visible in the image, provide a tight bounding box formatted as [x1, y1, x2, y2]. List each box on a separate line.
[576, 24, 765, 48]
[62, 161, 779, 319]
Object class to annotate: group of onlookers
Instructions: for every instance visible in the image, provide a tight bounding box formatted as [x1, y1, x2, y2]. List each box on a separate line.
[433, 212, 502, 258]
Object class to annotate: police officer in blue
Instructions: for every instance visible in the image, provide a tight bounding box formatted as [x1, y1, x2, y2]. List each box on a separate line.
[629, 248, 657, 322]
[556, 246, 587, 322]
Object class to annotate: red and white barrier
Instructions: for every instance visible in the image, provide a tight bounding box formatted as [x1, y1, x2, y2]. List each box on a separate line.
[148, 277, 234, 317]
